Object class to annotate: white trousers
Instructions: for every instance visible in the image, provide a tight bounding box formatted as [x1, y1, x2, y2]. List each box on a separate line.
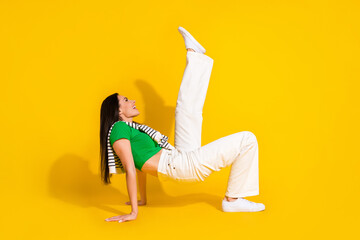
[157, 51, 260, 198]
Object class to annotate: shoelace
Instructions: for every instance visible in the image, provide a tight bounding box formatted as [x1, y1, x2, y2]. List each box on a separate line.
[239, 198, 259, 207]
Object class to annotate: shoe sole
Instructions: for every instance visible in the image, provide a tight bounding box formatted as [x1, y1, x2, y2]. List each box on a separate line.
[178, 26, 206, 53]
[222, 207, 265, 212]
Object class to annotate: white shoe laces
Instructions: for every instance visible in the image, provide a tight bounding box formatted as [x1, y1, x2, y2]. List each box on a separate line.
[242, 199, 261, 209]
[240, 198, 257, 204]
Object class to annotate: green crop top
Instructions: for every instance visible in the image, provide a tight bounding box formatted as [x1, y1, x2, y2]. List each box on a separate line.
[109, 121, 163, 171]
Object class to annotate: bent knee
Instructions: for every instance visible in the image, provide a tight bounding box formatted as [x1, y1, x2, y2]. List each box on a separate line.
[242, 131, 257, 143]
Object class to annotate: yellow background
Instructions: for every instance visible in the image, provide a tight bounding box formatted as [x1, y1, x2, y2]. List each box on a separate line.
[1, 0, 359, 239]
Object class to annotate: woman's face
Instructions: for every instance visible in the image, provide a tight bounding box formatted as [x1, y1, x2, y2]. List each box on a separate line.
[117, 95, 140, 121]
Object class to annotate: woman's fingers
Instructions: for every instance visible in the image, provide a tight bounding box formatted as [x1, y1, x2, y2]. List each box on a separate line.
[105, 214, 135, 223]
[105, 216, 128, 222]
[105, 215, 123, 222]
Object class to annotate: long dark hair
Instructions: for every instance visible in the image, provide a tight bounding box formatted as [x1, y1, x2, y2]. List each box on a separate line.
[100, 93, 141, 184]
[100, 93, 120, 185]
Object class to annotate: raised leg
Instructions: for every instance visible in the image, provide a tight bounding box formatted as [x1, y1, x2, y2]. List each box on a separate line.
[174, 51, 214, 152]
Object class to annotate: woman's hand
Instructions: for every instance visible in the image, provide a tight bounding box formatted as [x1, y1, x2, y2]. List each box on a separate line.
[105, 212, 137, 223]
[125, 200, 146, 206]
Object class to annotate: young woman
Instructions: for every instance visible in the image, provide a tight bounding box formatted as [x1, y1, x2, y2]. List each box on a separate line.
[100, 26, 265, 223]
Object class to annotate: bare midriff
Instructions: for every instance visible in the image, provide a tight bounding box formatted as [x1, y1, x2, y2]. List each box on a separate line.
[140, 149, 163, 177]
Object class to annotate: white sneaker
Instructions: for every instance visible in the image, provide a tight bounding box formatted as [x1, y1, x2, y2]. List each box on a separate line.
[222, 198, 265, 212]
[178, 26, 206, 54]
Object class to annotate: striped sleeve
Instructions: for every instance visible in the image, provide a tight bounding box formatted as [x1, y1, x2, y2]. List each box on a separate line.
[110, 122, 131, 146]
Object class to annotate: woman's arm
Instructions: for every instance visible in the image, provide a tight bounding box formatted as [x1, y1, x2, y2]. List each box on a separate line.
[125, 167, 147, 205]
[105, 139, 138, 223]
[137, 169, 147, 204]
